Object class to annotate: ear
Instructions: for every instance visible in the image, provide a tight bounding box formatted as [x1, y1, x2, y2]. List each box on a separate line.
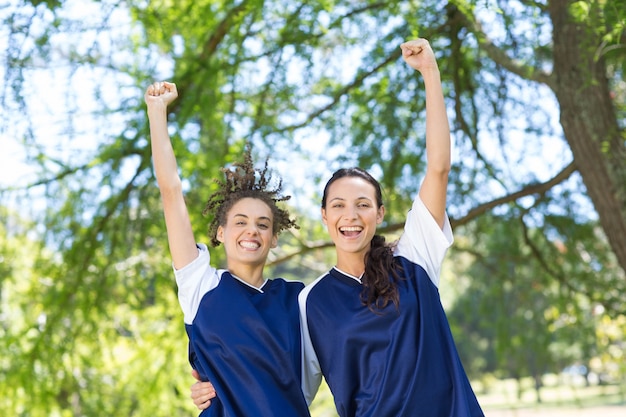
[321, 208, 328, 225]
[271, 234, 278, 248]
[216, 225, 225, 243]
[376, 205, 385, 224]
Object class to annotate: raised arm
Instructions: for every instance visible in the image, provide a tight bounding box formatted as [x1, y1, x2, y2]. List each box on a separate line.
[145, 81, 198, 269]
[401, 39, 451, 229]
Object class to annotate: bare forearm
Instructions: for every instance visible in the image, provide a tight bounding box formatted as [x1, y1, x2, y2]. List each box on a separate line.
[145, 81, 197, 268]
[422, 68, 451, 175]
[148, 106, 183, 193]
[401, 38, 450, 227]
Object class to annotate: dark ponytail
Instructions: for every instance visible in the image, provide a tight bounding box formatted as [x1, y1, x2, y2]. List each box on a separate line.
[322, 168, 402, 312]
[362, 235, 403, 311]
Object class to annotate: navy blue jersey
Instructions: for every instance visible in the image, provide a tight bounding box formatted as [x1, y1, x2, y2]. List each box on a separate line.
[175, 245, 310, 417]
[299, 197, 483, 417]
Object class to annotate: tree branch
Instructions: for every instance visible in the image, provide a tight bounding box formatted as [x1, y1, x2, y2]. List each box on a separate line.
[452, 161, 577, 228]
[199, 0, 252, 63]
[267, 161, 578, 265]
[449, 3, 554, 88]
[273, 50, 401, 134]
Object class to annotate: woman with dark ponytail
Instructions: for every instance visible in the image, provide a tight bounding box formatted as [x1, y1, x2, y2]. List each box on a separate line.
[319, 167, 404, 312]
[299, 39, 484, 417]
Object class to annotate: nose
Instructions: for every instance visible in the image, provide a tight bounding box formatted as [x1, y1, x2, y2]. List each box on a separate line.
[342, 206, 358, 220]
[245, 224, 260, 235]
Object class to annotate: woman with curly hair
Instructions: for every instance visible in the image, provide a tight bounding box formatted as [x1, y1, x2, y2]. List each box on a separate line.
[145, 81, 309, 417]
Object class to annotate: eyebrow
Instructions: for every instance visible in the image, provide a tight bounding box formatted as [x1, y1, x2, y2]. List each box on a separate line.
[328, 196, 373, 203]
[233, 213, 272, 222]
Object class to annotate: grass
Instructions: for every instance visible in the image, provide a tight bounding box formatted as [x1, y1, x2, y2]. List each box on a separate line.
[476, 374, 625, 413]
[309, 374, 626, 416]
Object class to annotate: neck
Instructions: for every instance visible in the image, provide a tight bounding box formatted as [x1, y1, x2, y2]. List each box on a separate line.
[227, 263, 266, 288]
[335, 250, 366, 278]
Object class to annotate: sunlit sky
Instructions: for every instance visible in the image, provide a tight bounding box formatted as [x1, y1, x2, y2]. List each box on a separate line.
[0, 0, 594, 223]
[0, 0, 342, 217]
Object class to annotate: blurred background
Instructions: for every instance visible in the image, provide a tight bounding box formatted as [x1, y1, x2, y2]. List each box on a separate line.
[1, 0, 625, 415]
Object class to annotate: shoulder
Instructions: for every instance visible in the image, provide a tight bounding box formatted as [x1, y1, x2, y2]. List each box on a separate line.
[174, 243, 211, 272]
[175, 244, 221, 324]
[174, 243, 216, 284]
[271, 277, 305, 290]
[394, 196, 453, 288]
[405, 195, 452, 240]
[298, 272, 331, 304]
[265, 278, 306, 299]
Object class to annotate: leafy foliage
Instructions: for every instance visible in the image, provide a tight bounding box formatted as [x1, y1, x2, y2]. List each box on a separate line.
[1, 0, 625, 415]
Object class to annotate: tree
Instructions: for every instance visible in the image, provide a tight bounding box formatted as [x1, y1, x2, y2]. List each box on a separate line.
[447, 212, 605, 403]
[450, 0, 626, 281]
[1, 0, 625, 415]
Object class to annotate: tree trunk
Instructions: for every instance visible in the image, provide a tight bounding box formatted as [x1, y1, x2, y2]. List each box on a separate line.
[550, 0, 626, 274]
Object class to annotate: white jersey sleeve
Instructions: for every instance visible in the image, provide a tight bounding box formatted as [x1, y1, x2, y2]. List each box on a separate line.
[298, 274, 326, 405]
[173, 243, 221, 324]
[395, 195, 454, 288]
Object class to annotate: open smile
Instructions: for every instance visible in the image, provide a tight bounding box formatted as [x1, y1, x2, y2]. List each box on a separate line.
[239, 240, 261, 250]
[339, 226, 363, 237]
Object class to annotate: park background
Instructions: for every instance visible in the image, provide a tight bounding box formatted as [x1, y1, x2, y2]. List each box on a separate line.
[1, 0, 625, 415]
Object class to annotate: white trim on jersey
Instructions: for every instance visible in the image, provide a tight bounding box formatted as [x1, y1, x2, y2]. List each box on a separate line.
[174, 243, 270, 325]
[298, 272, 327, 405]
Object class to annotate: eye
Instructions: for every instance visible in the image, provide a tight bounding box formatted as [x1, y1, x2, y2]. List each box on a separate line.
[235, 220, 246, 226]
[258, 223, 270, 230]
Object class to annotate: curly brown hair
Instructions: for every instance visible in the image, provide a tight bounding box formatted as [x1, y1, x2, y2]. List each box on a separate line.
[202, 147, 298, 247]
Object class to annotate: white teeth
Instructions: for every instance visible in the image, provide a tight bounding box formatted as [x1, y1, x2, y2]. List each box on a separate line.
[240, 241, 260, 249]
[340, 226, 362, 232]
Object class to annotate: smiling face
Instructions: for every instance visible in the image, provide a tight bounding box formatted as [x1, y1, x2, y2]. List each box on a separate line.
[216, 197, 278, 269]
[322, 176, 385, 267]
